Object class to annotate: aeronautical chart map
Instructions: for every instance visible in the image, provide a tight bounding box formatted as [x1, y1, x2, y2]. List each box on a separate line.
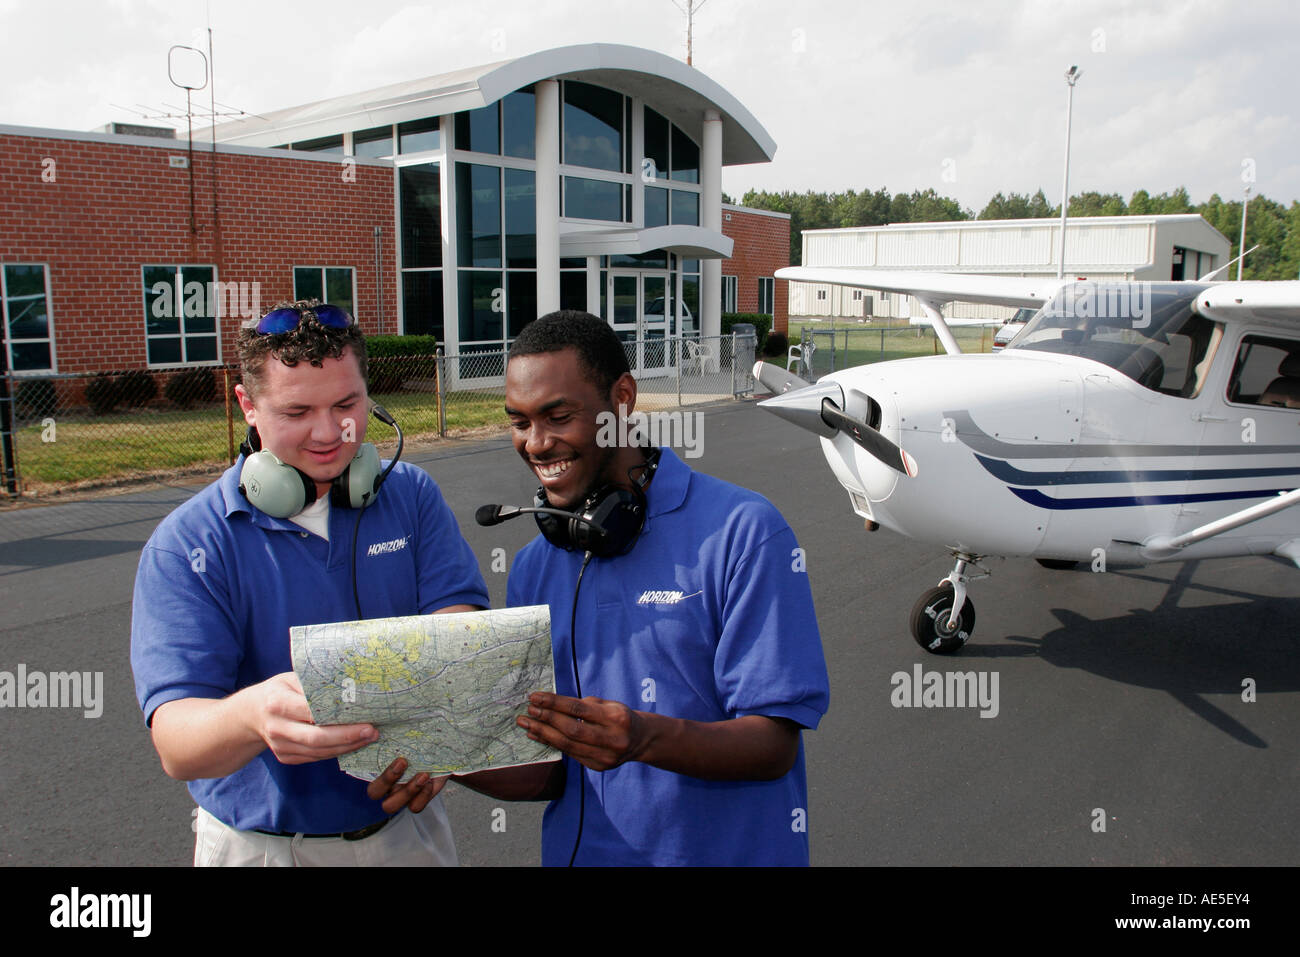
[290, 605, 557, 780]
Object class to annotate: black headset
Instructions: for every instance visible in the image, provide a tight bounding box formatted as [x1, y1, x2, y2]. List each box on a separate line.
[531, 447, 661, 558]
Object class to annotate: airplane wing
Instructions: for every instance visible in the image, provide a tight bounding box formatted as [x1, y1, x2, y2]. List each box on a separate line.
[1195, 281, 1300, 327]
[774, 267, 1065, 309]
[775, 266, 1066, 356]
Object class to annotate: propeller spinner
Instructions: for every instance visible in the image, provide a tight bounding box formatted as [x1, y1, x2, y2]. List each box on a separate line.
[753, 362, 918, 477]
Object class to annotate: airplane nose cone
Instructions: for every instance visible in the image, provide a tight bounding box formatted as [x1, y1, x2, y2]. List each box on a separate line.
[756, 381, 843, 438]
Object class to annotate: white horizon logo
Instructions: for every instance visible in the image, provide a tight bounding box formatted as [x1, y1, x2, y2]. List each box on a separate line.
[637, 589, 702, 605]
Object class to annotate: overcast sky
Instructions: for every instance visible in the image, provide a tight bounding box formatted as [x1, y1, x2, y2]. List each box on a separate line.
[2, 0, 1295, 213]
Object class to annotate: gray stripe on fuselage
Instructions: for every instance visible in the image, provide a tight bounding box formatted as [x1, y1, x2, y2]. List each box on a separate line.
[944, 410, 1300, 459]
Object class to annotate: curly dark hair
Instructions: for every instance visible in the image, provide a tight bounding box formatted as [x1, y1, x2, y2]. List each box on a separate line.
[508, 310, 630, 395]
[237, 299, 368, 398]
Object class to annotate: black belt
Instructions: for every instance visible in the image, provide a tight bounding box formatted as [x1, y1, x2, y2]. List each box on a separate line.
[253, 818, 390, 841]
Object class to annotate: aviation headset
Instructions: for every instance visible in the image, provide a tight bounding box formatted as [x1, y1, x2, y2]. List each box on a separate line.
[238, 425, 383, 518]
[530, 446, 661, 558]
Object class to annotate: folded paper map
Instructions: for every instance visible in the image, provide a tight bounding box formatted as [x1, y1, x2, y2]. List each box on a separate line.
[290, 605, 557, 780]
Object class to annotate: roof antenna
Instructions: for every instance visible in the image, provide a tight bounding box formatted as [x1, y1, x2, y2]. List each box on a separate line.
[668, 0, 709, 65]
[168, 45, 207, 234]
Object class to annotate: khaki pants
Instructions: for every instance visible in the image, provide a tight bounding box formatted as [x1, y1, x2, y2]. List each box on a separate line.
[193, 802, 457, 866]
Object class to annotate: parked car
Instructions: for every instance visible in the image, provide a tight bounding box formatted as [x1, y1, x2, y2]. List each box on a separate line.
[645, 297, 695, 335]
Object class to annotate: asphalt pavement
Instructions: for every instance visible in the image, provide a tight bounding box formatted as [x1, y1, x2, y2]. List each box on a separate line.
[1, 398, 1297, 867]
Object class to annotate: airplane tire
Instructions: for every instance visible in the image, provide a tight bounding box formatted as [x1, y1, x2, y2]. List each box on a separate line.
[909, 582, 975, 654]
[1036, 558, 1079, 570]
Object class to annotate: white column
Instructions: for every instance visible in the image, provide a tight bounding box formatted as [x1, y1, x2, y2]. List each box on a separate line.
[700, 108, 723, 339]
[535, 79, 560, 314]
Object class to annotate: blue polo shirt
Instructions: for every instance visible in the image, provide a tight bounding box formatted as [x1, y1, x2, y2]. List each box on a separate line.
[130, 460, 489, 834]
[507, 448, 829, 865]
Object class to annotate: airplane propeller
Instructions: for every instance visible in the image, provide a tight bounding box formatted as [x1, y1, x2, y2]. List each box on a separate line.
[753, 362, 919, 477]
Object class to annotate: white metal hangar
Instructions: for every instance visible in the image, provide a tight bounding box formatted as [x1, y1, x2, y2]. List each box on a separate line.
[789, 215, 1232, 322]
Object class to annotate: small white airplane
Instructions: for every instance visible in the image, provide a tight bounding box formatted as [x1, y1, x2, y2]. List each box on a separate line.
[756, 265, 1300, 653]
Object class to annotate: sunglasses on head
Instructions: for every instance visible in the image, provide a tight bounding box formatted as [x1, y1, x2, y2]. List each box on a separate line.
[253, 303, 353, 335]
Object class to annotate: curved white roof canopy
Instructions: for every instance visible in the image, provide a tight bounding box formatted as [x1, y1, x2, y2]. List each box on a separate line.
[210, 43, 775, 166]
[561, 224, 734, 260]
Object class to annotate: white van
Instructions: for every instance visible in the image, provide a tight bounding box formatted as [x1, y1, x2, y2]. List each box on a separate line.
[992, 308, 1040, 352]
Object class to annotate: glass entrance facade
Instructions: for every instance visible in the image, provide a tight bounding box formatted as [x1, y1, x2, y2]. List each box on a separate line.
[384, 79, 709, 380]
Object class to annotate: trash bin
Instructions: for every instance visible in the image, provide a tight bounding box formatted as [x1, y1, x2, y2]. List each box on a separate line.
[730, 323, 756, 396]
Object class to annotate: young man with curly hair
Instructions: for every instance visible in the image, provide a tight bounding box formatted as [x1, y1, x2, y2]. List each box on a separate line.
[130, 301, 488, 866]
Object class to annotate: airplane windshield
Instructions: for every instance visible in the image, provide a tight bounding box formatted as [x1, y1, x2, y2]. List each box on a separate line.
[1006, 282, 1221, 398]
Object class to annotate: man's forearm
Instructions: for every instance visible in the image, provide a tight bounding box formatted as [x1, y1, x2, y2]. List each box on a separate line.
[520, 693, 803, 779]
[635, 714, 800, 780]
[150, 673, 378, 781]
[150, 692, 267, 781]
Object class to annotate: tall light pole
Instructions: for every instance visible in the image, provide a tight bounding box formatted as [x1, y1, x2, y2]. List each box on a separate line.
[1057, 65, 1082, 280]
[1237, 185, 1251, 281]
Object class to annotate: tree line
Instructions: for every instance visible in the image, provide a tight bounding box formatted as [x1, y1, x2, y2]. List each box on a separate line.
[739, 186, 1300, 280]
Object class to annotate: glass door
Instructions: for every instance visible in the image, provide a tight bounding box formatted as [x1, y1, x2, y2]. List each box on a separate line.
[607, 270, 675, 378]
[641, 273, 670, 377]
[609, 271, 641, 375]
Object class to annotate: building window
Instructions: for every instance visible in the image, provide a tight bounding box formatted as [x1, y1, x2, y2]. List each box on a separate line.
[399, 117, 441, 154]
[502, 87, 536, 159]
[645, 186, 668, 228]
[455, 103, 501, 155]
[2, 264, 54, 373]
[722, 275, 738, 313]
[681, 258, 700, 335]
[293, 267, 355, 316]
[758, 277, 775, 316]
[458, 271, 503, 345]
[402, 272, 443, 341]
[671, 190, 699, 227]
[563, 81, 625, 173]
[560, 270, 587, 312]
[293, 135, 343, 153]
[670, 125, 699, 183]
[400, 163, 442, 270]
[353, 125, 394, 158]
[563, 176, 624, 222]
[504, 168, 536, 269]
[643, 107, 670, 181]
[456, 162, 502, 268]
[142, 265, 218, 366]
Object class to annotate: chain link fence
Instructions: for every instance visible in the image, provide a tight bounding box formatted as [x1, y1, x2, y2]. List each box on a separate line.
[1, 331, 758, 499]
[785, 322, 994, 379]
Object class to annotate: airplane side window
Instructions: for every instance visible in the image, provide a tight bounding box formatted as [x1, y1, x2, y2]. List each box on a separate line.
[1227, 334, 1300, 410]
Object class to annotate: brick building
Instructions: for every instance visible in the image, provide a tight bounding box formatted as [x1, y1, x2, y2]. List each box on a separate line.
[0, 129, 394, 374]
[720, 202, 790, 334]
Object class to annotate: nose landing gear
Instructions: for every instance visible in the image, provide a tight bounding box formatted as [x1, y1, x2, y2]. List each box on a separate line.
[909, 554, 984, 654]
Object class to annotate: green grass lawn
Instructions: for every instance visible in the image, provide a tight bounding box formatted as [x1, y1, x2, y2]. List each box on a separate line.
[12, 388, 509, 490]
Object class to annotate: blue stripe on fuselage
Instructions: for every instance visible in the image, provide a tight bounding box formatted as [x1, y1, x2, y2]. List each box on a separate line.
[1008, 487, 1292, 510]
[976, 454, 1300, 487]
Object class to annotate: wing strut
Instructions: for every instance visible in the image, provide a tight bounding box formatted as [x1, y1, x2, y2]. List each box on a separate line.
[1141, 488, 1300, 560]
[916, 295, 962, 356]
